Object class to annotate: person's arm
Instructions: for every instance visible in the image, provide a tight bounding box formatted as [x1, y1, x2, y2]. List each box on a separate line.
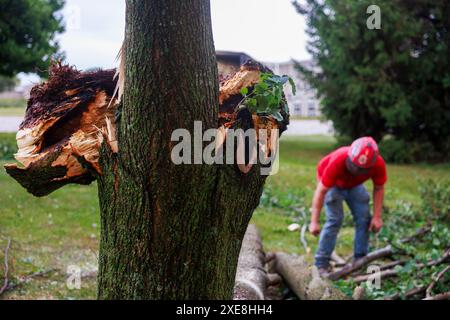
[370, 184, 384, 232]
[309, 181, 329, 236]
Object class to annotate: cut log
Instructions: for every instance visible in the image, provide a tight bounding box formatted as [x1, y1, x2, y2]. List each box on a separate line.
[233, 224, 267, 300]
[273, 252, 348, 300]
[6, 57, 289, 197]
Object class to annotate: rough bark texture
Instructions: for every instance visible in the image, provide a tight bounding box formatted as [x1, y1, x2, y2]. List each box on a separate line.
[233, 224, 267, 300]
[96, 0, 278, 300]
[273, 252, 348, 300]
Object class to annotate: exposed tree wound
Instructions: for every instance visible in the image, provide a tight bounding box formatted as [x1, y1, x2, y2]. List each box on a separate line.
[5, 58, 289, 197]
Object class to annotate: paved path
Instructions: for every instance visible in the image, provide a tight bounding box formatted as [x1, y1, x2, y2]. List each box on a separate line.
[285, 120, 333, 136]
[0, 117, 334, 136]
[0, 117, 23, 133]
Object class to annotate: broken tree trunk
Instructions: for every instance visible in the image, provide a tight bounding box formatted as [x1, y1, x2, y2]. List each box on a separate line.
[233, 224, 267, 300]
[5, 58, 288, 197]
[273, 252, 348, 300]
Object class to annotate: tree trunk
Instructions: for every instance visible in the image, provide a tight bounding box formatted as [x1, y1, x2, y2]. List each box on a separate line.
[96, 0, 268, 299]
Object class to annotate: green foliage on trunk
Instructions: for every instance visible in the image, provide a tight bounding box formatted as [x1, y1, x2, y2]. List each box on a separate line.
[294, 0, 450, 162]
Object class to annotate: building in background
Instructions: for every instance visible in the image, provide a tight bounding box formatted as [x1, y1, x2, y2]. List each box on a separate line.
[216, 50, 253, 78]
[265, 60, 321, 118]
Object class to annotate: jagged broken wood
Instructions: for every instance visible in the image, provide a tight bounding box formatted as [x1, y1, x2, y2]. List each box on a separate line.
[233, 224, 268, 300]
[5, 59, 289, 197]
[4, 65, 117, 196]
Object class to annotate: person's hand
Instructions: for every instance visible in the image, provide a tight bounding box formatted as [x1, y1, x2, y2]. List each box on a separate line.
[309, 221, 321, 237]
[369, 217, 383, 233]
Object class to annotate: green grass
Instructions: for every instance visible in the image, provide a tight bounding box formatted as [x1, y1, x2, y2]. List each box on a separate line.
[290, 116, 325, 121]
[0, 107, 25, 117]
[0, 98, 26, 117]
[0, 133, 449, 299]
[0, 98, 26, 108]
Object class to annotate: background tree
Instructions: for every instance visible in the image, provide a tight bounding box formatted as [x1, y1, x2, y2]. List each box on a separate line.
[0, 75, 18, 92]
[96, 0, 269, 299]
[0, 0, 65, 77]
[294, 0, 450, 162]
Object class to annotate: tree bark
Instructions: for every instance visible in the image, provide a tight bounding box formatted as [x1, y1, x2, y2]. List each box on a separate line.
[96, 0, 269, 299]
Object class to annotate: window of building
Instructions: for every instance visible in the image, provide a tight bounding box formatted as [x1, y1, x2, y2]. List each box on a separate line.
[308, 102, 316, 117]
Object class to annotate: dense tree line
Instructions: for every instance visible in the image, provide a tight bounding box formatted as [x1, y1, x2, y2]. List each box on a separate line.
[295, 0, 450, 162]
[0, 0, 65, 77]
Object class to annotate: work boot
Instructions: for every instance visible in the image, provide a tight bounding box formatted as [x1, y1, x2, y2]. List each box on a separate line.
[317, 266, 331, 278]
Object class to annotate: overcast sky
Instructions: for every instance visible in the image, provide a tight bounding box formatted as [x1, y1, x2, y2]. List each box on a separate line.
[20, 0, 310, 85]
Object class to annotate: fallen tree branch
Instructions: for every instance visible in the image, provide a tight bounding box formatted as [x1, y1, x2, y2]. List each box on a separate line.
[330, 251, 346, 267]
[385, 286, 427, 300]
[353, 269, 398, 284]
[426, 265, 450, 298]
[0, 238, 11, 296]
[423, 291, 450, 301]
[423, 248, 450, 267]
[300, 224, 308, 253]
[351, 248, 449, 284]
[327, 245, 393, 280]
[398, 226, 431, 244]
[3, 268, 56, 294]
[379, 260, 406, 271]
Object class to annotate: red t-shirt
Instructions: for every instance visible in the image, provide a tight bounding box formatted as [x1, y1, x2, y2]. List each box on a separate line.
[317, 147, 387, 189]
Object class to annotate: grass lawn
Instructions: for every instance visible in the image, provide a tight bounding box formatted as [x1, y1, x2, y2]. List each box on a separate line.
[0, 99, 26, 117]
[0, 107, 26, 117]
[0, 134, 449, 299]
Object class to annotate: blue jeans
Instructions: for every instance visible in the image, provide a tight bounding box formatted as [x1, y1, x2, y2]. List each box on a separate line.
[315, 184, 372, 269]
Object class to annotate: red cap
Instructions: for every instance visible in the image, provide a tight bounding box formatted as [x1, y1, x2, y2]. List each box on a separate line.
[348, 137, 379, 169]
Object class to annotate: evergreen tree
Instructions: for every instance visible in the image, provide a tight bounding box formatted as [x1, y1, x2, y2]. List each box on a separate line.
[295, 0, 450, 161]
[0, 0, 65, 77]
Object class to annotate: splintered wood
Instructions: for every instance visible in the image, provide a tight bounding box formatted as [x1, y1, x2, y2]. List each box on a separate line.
[5, 63, 118, 196]
[5, 60, 289, 197]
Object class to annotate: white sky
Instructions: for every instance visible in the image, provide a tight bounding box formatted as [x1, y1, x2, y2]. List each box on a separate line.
[19, 0, 310, 85]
